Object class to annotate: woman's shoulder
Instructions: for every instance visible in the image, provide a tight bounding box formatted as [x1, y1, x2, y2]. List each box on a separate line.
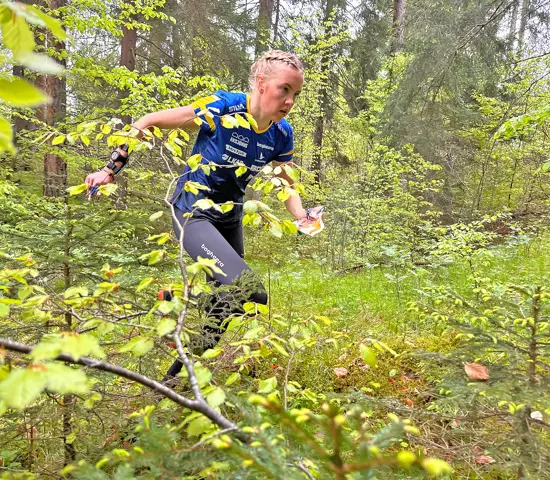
[274, 118, 294, 138]
[211, 90, 247, 108]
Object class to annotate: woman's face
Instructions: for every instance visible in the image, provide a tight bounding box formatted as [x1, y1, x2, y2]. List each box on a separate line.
[258, 65, 303, 122]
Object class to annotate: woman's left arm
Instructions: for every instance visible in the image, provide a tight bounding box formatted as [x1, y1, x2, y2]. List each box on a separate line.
[272, 161, 307, 220]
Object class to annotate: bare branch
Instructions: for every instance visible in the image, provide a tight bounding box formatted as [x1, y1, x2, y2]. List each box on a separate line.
[0, 337, 242, 435]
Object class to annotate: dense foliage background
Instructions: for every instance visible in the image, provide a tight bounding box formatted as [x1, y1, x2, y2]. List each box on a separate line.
[2, 0, 550, 478]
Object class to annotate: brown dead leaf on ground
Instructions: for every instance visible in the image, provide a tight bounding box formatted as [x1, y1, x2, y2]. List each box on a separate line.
[464, 362, 489, 381]
[333, 367, 349, 378]
[474, 455, 495, 465]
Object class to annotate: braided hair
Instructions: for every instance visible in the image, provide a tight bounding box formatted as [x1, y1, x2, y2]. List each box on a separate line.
[248, 50, 304, 91]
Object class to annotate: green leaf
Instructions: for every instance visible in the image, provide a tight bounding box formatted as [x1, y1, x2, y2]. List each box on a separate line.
[258, 376, 277, 394]
[206, 387, 226, 408]
[119, 337, 154, 357]
[1, 14, 35, 58]
[136, 277, 154, 292]
[0, 368, 47, 409]
[0, 117, 15, 154]
[186, 415, 212, 437]
[243, 201, 258, 215]
[149, 211, 164, 221]
[67, 183, 87, 196]
[64, 286, 88, 299]
[277, 188, 291, 202]
[235, 165, 247, 177]
[270, 223, 283, 238]
[243, 326, 264, 340]
[60, 334, 105, 360]
[65, 432, 77, 444]
[225, 372, 240, 386]
[266, 338, 289, 357]
[193, 198, 214, 210]
[202, 348, 222, 359]
[193, 363, 212, 388]
[157, 300, 174, 314]
[157, 318, 176, 336]
[52, 134, 66, 145]
[30, 338, 61, 361]
[98, 183, 118, 196]
[14, 4, 66, 41]
[187, 153, 202, 170]
[0, 303, 9, 318]
[18, 52, 64, 74]
[283, 164, 300, 182]
[17, 285, 33, 300]
[359, 344, 377, 368]
[43, 364, 89, 395]
[220, 202, 234, 213]
[0, 77, 49, 107]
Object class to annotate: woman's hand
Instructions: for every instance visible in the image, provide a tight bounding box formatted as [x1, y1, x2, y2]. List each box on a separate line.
[85, 169, 114, 195]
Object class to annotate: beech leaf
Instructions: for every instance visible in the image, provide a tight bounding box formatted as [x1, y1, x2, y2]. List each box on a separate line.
[333, 367, 348, 378]
[464, 362, 489, 381]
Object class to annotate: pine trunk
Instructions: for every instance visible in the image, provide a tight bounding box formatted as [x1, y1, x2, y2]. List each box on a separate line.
[517, 0, 529, 51]
[42, 0, 67, 198]
[311, 0, 336, 183]
[116, 23, 137, 207]
[255, 0, 274, 56]
[390, 0, 406, 54]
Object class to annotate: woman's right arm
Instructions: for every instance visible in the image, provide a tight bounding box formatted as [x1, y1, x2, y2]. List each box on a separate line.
[85, 104, 199, 192]
[133, 105, 199, 132]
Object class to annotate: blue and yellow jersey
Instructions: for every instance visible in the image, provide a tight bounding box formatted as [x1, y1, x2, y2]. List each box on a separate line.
[171, 90, 294, 224]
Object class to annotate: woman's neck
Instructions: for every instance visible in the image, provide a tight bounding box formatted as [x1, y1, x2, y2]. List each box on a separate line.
[248, 92, 271, 131]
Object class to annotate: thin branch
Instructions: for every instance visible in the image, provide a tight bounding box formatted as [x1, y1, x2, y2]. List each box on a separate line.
[0, 337, 242, 437]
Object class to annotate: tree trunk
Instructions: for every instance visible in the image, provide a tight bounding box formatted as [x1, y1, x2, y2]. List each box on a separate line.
[272, 0, 280, 43]
[517, 0, 529, 51]
[508, 0, 519, 49]
[255, 0, 274, 56]
[116, 23, 137, 207]
[390, 0, 406, 54]
[311, 0, 337, 183]
[119, 25, 137, 125]
[42, 0, 67, 198]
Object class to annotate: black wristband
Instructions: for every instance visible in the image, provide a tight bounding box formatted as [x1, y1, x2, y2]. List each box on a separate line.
[107, 147, 129, 175]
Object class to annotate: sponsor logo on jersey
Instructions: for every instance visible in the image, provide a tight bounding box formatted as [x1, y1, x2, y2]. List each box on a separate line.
[207, 106, 221, 114]
[230, 132, 250, 148]
[258, 152, 265, 160]
[228, 103, 245, 113]
[276, 123, 289, 137]
[257, 143, 274, 151]
[221, 154, 243, 165]
[250, 164, 263, 172]
[225, 145, 246, 157]
[201, 243, 224, 268]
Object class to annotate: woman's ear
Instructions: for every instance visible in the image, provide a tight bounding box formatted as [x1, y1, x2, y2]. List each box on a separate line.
[257, 74, 266, 94]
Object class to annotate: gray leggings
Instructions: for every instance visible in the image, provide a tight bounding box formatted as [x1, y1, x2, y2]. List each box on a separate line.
[165, 210, 267, 377]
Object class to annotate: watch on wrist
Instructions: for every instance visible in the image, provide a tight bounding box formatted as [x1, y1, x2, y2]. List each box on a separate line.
[106, 147, 129, 175]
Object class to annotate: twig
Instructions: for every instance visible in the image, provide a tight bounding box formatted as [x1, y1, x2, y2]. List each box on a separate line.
[0, 337, 242, 437]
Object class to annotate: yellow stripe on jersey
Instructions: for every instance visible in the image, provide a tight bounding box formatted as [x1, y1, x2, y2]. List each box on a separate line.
[192, 95, 220, 131]
[279, 149, 294, 157]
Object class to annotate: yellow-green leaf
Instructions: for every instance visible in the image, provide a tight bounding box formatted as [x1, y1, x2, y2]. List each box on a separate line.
[0, 117, 15, 154]
[235, 165, 247, 177]
[67, 184, 87, 196]
[52, 135, 66, 146]
[0, 77, 49, 107]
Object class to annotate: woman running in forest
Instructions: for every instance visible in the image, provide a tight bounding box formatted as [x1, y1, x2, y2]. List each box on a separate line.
[85, 50, 312, 382]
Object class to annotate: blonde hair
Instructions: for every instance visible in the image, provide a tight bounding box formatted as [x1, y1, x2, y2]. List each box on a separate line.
[248, 50, 304, 91]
